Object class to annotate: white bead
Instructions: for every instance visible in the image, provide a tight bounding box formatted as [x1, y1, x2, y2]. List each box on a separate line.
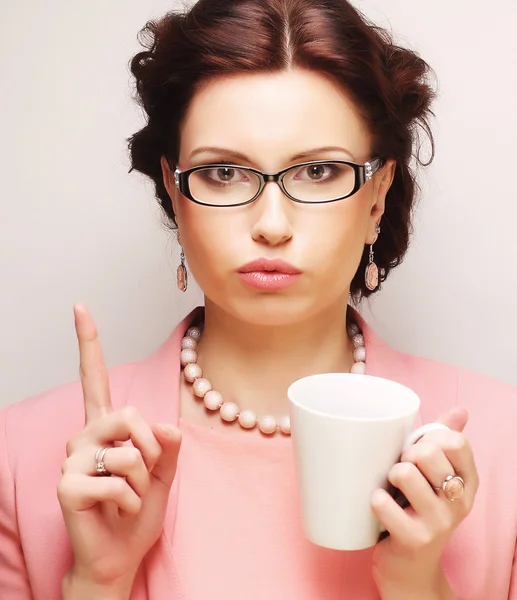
[183, 363, 202, 382]
[279, 415, 291, 435]
[353, 346, 366, 363]
[192, 378, 212, 398]
[181, 336, 198, 350]
[259, 415, 277, 435]
[204, 390, 223, 410]
[239, 409, 257, 429]
[351, 333, 364, 349]
[351, 361, 366, 375]
[180, 349, 198, 366]
[220, 402, 239, 422]
[187, 327, 202, 341]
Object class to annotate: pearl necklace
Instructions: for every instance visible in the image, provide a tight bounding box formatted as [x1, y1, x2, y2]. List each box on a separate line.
[180, 320, 366, 436]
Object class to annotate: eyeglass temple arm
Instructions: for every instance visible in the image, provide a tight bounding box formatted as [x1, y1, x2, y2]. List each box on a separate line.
[365, 158, 385, 181]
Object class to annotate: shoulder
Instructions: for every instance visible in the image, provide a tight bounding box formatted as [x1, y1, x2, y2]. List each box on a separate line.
[361, 309, 516, 424]
[399, 351, 517, 463]
[360, 302, 516, 455]
[402, 351, 516, 417]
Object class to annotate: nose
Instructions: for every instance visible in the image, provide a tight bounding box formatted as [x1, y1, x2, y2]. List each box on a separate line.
[250, 181, 293, 246]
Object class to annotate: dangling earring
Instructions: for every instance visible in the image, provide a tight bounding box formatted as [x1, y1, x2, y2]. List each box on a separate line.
[365, 224, 381, 291]
[177, 247, 188, 292]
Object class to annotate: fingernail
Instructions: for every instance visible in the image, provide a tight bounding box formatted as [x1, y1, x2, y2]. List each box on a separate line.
[73, 303, 86, 324]
[451, 407, 468, 419]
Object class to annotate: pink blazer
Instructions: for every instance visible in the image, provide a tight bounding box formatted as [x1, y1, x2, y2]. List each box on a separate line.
[1, 308, 516, 599]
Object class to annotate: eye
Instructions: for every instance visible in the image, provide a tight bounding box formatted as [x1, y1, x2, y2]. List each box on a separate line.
[201, 166, 250, 185]
[294, 163, 338, 182]
[215, 167, 236, 182]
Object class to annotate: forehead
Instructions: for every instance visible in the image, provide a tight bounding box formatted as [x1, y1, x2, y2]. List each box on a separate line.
[179, 69, 372, 167]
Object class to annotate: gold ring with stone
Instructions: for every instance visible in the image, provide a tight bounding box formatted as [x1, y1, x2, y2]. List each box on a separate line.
[434, 474, 465, 502]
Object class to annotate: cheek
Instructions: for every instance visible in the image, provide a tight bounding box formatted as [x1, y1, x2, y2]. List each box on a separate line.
[176, 200, 240, 278]
[307, 193, 370, 269]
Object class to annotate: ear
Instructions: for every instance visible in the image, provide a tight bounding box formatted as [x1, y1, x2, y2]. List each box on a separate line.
[367, 159, 396, 243]
[160, 156, 180, 217]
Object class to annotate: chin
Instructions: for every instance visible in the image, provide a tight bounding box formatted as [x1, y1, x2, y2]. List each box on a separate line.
[213, 294, 335, 328]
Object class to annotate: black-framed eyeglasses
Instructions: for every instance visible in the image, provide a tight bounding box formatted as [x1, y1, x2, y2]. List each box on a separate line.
[173, 158, 385, 207]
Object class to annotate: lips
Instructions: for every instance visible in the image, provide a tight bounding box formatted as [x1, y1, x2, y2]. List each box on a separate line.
[237, 258, 302, 291]
[237, 258, 301, 275]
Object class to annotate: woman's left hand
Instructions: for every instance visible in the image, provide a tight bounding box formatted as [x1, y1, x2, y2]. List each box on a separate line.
[371, 407, 479, 600]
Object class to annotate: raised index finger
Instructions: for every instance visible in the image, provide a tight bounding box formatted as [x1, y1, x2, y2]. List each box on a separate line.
[74, 303, 113, 423]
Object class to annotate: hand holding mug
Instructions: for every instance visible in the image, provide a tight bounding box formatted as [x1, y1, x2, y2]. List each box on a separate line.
[288, 374, 479, 599]
[58, 304, 182, 597]
[371, 407, 479, 598]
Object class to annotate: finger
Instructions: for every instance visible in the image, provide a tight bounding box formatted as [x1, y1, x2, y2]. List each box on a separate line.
[371, 488, 415, 543]
[58, 472, 142, 515]
[87, 407, 162, 471]
[63, 446, 151, 498]
[401, 441, 456, 490]
[415, 430, 476, 480]
[149, 423, 182, 488]
[388, 461, 442, 516]
[417, 430, 479, 504]
[434, 407, 469, 433]
[102, 448, 150, 498]
[74, 303, 112, 422]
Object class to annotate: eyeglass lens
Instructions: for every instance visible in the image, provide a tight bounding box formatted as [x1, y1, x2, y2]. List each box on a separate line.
[188, 162, 357, 205]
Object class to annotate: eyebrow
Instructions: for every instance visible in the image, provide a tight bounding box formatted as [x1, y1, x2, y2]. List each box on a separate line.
[188, 145, 356, 163]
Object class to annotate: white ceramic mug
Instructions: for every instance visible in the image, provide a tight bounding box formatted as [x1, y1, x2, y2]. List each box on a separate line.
[287, 373, 449, 551]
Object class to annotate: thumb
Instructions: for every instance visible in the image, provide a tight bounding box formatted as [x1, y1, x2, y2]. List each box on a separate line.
[435, 406, 469, 432]
[149, 423, 182, 488]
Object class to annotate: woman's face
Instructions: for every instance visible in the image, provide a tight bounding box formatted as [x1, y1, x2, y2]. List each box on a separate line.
[162, 69, 395, 326]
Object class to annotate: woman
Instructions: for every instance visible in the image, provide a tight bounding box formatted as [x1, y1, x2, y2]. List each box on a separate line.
[1, 0, 516, 598]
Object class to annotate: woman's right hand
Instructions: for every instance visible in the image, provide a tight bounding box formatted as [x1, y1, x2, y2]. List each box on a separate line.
[58, 304, 181, 598]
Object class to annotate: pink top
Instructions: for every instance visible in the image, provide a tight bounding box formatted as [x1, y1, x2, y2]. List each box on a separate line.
[173, 418, 379, 598]
[1, 307, 516, 599]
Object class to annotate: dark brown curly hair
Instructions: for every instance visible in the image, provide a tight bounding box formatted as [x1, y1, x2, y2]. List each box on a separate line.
[127, 0, 436, 300]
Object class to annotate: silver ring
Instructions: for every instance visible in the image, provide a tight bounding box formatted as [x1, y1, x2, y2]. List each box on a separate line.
[434, 474, 465, 502]
[94, 446, 112, 477]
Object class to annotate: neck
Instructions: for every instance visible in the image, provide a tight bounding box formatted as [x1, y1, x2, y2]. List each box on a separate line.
[193, 298, 356, 417]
